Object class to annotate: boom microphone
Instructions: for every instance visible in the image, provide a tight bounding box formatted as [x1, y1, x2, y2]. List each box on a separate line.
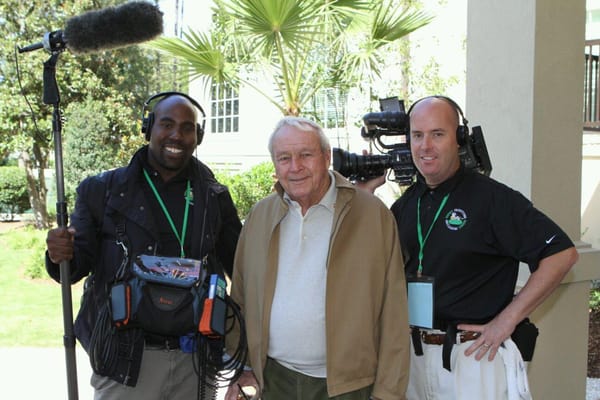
[18, 1, 163, 54]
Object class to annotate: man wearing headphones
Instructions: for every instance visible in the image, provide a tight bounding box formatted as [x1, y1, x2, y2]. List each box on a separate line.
[362, 96, 578, 399]
[45, 92, 242, 399]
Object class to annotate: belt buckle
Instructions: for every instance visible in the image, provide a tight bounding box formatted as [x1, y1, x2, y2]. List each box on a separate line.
[420, 330, 444, 345]
[420, 331, 431, 342]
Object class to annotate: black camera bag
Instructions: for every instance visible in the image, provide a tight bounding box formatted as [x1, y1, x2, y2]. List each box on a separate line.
[112, 255, 209, 337]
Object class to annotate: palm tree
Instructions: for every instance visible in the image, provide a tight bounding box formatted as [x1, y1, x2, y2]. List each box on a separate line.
[152, 0, 432, 116]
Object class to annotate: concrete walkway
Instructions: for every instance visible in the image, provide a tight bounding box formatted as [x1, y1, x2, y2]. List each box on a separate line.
[0, 347, 94, 399]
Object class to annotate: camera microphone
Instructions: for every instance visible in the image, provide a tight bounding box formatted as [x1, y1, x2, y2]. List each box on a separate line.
[362, 111, 409, 139]
[18, 1, 163, 54]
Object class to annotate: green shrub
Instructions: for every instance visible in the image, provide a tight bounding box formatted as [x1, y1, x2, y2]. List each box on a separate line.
[5, 227, 48, 279]
[23, 238, 47, 279]
[591, 286, 600, 311]
[63, 98, 121, 200]
[0, 167, 30, 221]
[216, 162, 275, 220]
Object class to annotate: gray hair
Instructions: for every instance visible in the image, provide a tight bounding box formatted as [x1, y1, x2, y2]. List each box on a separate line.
[268, 116, 331, 157]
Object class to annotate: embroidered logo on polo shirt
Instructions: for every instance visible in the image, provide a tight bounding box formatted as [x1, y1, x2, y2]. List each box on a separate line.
[445, 208, 467, 230]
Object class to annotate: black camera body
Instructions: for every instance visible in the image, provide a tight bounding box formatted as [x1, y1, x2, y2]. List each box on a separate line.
[332, 96, 492, 185]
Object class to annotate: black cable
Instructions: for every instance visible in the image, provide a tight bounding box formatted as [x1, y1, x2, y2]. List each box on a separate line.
[189, 294, 248, 397]
[222, 296, 248, 383]
[89, 302, 119, 375]
[88, 298, 143, 378]
[195, 335, 216, 400]
[13, 45, 49, 144]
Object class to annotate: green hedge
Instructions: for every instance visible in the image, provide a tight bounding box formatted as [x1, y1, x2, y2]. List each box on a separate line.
[216, 162, 276, 221]
[0, 167, 30, 221]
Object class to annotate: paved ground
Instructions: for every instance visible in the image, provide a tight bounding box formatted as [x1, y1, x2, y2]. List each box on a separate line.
[0, 347, 94, 399]
[0, 220, 28, 234]
[589, 378, 600, 400]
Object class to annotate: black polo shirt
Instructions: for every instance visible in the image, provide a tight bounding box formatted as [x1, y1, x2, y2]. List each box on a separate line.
[391, 166, 574, 326]
[140, 151, 200, 258]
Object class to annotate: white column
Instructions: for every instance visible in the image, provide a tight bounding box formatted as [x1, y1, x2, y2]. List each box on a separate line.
[467, 1, 600, 399]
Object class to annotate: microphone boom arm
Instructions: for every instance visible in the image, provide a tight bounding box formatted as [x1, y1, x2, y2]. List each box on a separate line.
[44, 52, 79, 400]
[18, 30, 66, 54]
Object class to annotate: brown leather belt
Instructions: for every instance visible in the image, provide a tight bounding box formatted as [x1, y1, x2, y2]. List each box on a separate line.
[420, 330, 481, 345]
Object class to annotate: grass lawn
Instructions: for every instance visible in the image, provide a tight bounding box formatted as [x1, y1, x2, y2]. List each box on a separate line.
[0, 225, 83, 347]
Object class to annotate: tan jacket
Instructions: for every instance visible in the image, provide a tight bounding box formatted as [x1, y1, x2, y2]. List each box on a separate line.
[228, 171, 409, 399]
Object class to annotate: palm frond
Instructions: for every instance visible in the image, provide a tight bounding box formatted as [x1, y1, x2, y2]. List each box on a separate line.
[371, 1, 434, 45]
[151, 0, 433, 116]
[222, 0, 323, 57]
[151, 31, 236, 86]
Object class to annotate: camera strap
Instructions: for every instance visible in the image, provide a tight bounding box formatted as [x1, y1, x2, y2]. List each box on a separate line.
[115, 214, 130, 281]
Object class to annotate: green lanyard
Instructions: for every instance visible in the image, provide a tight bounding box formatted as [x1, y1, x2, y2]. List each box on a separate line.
[143, 169, 191, 258]
[416, 193, 449, 276]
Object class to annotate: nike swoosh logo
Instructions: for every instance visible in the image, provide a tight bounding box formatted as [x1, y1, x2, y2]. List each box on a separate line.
[545, 235, 556, 244]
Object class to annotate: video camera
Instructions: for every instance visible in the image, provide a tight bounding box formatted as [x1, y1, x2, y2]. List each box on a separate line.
[332, 96, 492, 185]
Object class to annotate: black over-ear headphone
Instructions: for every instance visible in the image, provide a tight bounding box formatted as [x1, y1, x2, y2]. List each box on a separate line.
[407, 95, 469, 146]
[141, 91, 206, 144]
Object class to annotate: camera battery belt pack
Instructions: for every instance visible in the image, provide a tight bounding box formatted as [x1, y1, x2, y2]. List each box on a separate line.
[510, 318, 539, 362]
[109, 254, 227, 338]
[199, 274, 227, 336]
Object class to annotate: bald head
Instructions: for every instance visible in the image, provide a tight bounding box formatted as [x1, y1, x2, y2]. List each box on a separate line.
[408, 97, 462, 188]
[409, 97, 460, 130]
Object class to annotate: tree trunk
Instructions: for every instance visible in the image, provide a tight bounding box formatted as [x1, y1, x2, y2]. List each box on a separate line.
[21, 143, 51, 229]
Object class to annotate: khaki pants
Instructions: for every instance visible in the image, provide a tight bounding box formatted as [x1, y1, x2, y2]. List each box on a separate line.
[262, 357, 372, 400]
[92, 348, 216, 400]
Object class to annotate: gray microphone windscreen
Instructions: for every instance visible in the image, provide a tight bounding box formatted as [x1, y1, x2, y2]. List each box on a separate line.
[64, 1, 163, 54]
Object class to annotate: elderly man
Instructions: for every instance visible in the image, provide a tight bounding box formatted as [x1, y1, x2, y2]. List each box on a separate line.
[225, 116, 410, 400]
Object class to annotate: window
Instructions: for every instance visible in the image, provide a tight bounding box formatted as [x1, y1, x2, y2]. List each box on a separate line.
[587, 8, 600, 39]
[304, 87, 347, 129]
[210, 83, 239, 133]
